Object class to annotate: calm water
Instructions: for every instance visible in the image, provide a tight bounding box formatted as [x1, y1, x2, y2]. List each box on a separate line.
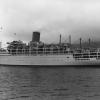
[0, 66, 100, 100]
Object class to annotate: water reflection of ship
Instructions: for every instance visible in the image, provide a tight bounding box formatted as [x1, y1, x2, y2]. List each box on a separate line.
[0, 31, 100, 66]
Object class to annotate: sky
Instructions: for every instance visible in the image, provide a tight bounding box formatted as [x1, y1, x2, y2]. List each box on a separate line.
[0, 0, 100, 47]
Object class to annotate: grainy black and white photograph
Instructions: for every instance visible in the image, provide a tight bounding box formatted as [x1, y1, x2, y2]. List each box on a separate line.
[0, 0, 100, 100]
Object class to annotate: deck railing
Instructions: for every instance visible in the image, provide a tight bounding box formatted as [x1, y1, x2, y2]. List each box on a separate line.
[8, 48, 73, 56]
[73, 52, 100, 59]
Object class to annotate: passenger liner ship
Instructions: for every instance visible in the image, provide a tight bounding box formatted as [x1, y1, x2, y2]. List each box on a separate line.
[0, 32, 100, 66]
[0, 48, 100, 66]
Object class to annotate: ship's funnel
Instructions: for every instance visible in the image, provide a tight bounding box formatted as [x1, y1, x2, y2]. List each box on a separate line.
[32, 31, 40, 42]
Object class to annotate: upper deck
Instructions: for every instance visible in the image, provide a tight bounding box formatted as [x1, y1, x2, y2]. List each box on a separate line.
[73, 49, 100, 60]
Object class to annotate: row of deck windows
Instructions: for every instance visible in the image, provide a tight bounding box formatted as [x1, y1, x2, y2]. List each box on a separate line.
[73, 52, 100, 58]
[8, 49, 73, 55]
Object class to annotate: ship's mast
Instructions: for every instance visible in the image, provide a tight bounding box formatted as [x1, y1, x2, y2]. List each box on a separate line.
[69, 35, 71, 46]
[80, 38, 82, 49]
[59, 34, 61, 45]
[89, 38, 91, 48]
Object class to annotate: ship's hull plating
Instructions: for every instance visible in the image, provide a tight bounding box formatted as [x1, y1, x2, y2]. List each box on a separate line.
[0, 54, 100, 66]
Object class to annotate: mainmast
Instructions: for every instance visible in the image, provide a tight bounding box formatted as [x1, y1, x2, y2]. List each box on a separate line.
[59, 34, 61, 45]
[69, 35, 71, 46]
[80, 38, 82, 49]
[89, 38, 91, 48]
